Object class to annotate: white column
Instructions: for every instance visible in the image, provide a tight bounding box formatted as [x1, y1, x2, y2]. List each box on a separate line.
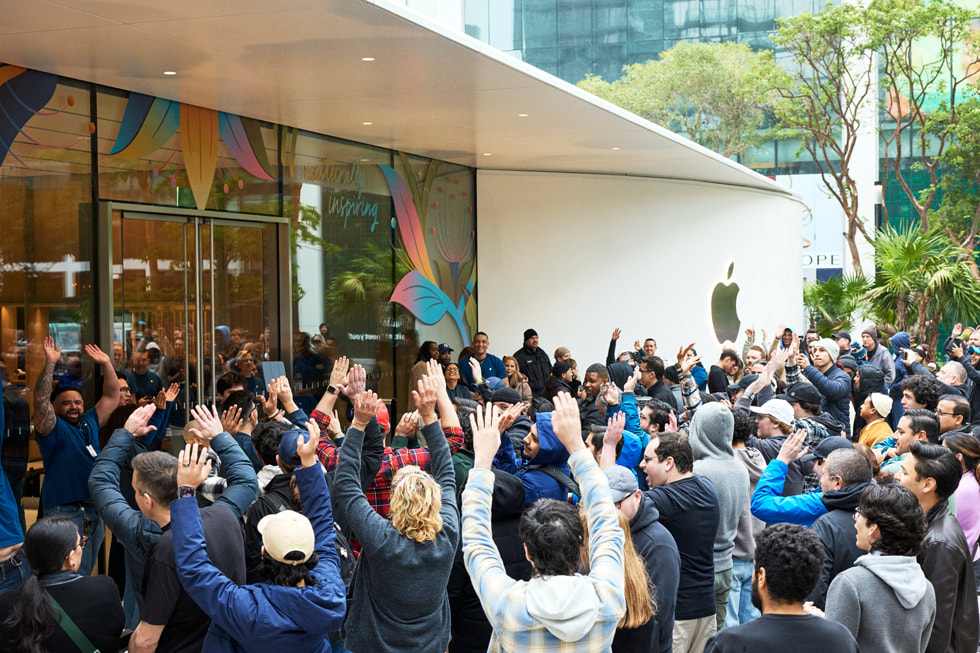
[297, 183, 324, 335]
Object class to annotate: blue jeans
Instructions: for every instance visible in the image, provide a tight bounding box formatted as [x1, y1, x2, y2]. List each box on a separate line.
[47, 502, 104, 577]
[0, 549, 30, 592]
[725, 557, 760, 627]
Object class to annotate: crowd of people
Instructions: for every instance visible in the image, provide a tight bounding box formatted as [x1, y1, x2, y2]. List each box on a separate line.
[1, 321, 980, 652]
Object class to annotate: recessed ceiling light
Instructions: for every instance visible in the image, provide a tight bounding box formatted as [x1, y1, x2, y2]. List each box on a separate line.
[362, 121, 373, 125]
[482, 153, 492, 156]
[518, 113, 528, 117]
[611, 147, 621, 150]
[163, 71, 177, 76]
[360, 158, 370, 162]
[361, 57, 375, 62]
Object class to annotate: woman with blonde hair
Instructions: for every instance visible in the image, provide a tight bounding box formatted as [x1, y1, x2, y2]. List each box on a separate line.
[333, 365, 460, 652]
[502, 355, 533, 403]
[581, 510, 655, 652]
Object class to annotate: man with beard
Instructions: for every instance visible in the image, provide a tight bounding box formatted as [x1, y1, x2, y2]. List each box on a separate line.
[459, 332, 507, 391]
[704, 524, 858, 652]
[33, 336, 120, 576]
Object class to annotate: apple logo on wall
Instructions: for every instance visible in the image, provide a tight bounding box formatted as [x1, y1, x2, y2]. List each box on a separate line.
[711, 261, 741, 344]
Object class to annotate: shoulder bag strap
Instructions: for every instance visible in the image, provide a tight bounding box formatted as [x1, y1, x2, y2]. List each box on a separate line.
[48, 594, 99, 653]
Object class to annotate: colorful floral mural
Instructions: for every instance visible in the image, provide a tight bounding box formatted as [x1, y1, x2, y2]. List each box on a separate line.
[381, 161, 477, 346]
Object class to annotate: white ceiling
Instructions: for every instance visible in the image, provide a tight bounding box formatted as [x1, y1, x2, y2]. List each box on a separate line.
[0, 0, 794, 196]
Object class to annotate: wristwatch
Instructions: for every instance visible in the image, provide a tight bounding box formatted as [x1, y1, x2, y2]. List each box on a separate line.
[178, 486, 196, 500]
[326, 384, 339, 395]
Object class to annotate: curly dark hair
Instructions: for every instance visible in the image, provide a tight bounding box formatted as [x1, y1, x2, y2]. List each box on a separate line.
[857, 484, 927, 556]
[261, 551, 319, 588]
[732, 410, 757, 446]
[519, 499, 584, 577]
[754, 523, 823, 603]
[900, 375, 942, 411]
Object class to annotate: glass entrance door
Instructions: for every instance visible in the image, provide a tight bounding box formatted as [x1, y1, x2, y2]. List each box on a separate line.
[109, 208, 284, 434]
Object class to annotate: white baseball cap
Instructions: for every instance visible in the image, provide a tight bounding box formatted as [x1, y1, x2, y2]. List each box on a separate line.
[257, 511, 315, 565]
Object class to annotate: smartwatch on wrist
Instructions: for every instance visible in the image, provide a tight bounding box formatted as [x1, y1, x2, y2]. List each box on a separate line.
[327, 384, 339, 395]
[179, 486, 196, 500]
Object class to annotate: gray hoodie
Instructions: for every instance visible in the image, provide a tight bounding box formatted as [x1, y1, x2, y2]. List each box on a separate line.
[826, 553, 937, 653]
[688, 403, 749, 572]
[732, 447, 766, 560]
[525, 575, 601, 642]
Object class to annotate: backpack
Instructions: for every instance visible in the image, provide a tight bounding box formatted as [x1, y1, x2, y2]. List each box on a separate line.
[267, 493, 357, 589]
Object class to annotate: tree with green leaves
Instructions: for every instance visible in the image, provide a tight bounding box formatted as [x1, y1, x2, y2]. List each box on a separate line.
[863, 223, 980, 353]
[923, 94, 980, 270]
[871, 0, 978, 229]
[802, 273, 870, 336]
[773, 2, 877, 276]
[577, 41, 788, 158]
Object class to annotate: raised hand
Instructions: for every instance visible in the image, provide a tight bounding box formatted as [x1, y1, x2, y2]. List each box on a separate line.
[468, 357, 484, 384]
[164, 383, 180, 403]
[624, 367, 641, 393]
[602, 380, 622, 406]
[633, 339, 642, 351]
[413, 375, 439, 421]
[124, 404, 157, 437]
[470, 402, 501, 469]
[43, 336, 61, 364]
[153, 390, 167, 410]
[795, 353, 810, 369]
[550, 392, 585, 454]
[329, 356, 350, 388]
[177, 443, 212, 490]
[952, 343, 965, 359]
[220, 405, 243, 436]
[497, 402, 524, 434]
[343, 364, 366, 398]
[190, 405, 224, 442]
[394, 411, 419, 438]
[680, 351, 701, 375]
[745, 328, 755, 342]
[611, 327, 621, 341]
[952, 323, 964, 338]
[326, 410, 343, 438]
[259, 381, 279, 416]
[299, 420, 320, 468]
[902, 348, 922, 365]
[667, 410, 678, 433]
[676, 342, 695, 367]
[605, 412, 625, 448]
[352, 391, 379, 429]
[425, 359, 447, 392]
[84, 344, 110, 366]
[275, 376, 297, 411]
[776, 429, 808, 465]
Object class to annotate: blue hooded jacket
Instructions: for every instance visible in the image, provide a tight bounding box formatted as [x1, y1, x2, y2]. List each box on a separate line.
[495, 412, 572, 506]
[890, 331, 911, 386]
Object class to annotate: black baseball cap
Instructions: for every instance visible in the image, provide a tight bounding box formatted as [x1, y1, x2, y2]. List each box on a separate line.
[800, 437, 853, 463]
[784, 383, 823, 405]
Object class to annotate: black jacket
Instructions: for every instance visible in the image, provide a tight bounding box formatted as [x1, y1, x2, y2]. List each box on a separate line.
[448, 469, 531, 653]
[808, 481, 870, 609]
[243, 474, 294, 584]
[630, 494, 680, 653]
[852, 365, 883, 438]
[514, 345, 552, 396]
[543, 376, 573, 404]
[645, 379, 676, 410]
[919, 501, 980, 653]
[952, 353, 980, 424]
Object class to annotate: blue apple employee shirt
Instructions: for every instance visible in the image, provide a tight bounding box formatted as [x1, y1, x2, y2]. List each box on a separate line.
[37, 408, 101, 509]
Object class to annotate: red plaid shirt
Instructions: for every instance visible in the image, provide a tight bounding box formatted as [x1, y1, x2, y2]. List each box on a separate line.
[312, 409, 463, 520]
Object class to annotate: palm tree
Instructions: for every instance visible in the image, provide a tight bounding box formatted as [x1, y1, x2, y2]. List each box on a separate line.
[803, 273, 870, 336]
[865, 223, 980, 353]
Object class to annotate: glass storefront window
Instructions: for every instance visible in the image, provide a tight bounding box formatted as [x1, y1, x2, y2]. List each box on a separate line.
[96, 88, 280, 216]
[0, 73, 95, 418]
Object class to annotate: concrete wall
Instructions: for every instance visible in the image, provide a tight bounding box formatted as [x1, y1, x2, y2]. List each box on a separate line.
[476, 170, 805, 370]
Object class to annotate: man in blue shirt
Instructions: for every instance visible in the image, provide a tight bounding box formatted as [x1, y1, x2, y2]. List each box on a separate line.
[0, 365, 27, 591]
[32, 336, 120, 576]
[460, 331, 507, 390]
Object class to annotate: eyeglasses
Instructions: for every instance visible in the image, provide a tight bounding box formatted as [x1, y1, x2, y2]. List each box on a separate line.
[642, 455, 656, 463]
[936, 409, 956, 417]
[119, 387, 132, 394]
[77, 536, 88, 550]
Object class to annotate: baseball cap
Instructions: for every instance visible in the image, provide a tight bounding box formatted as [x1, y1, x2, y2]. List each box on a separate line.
[784, 383, 823, 405]
[257, 511, 315, 565]
[800, 437, 854, 463]
[750, 398, 794, 426]
[278, 428, 309, 467]
[727, 374, 759, 392]
[145, 341, 161, 351]
[604, 465, 638, 503]
[832, 331, 851, 342]
[438, 343, 453, 353]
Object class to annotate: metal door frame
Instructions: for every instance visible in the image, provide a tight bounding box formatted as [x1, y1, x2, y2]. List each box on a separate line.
[97, 201, 292, 414]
